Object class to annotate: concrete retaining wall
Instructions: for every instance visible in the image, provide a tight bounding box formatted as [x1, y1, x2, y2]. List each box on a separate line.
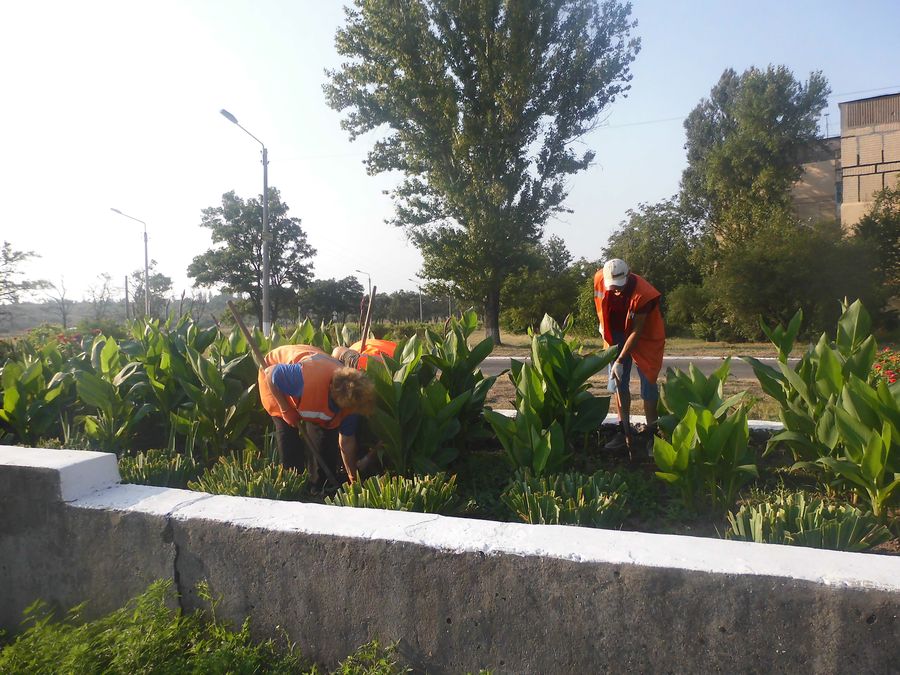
[1, 445, 898, 673]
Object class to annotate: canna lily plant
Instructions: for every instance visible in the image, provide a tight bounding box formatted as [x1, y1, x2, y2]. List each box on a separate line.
[653, 403, 757, 512]
[485, 314, 616, 476]
[746, 300, 900, 518]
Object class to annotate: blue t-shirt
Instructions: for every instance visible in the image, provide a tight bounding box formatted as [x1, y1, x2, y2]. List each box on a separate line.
[270, 363, 360, 435]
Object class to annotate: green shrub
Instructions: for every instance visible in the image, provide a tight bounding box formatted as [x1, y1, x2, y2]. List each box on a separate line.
[326, 473, 460, 514]
[331, 640, 409, 675]
[725, 490, 891, 552]
[0, 580, 407, 674]
[188, 448, 308, 500]
[118, 448, 201, 489]
[501, 470, 629, 528]
[0, 580, 305, 674]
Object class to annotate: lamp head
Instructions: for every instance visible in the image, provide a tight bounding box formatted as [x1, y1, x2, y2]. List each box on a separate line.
[220, 109, 239, 124]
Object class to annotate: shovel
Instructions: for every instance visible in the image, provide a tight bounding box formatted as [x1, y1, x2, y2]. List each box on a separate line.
[227, 301, 339, 486]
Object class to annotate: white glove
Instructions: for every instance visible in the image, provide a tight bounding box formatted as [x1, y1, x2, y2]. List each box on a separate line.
[611, 360, 624, 382]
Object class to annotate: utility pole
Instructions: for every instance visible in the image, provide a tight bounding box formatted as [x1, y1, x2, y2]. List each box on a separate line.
[409, 278, 423, 322]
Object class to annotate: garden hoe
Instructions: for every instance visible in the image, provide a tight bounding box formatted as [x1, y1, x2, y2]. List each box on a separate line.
[611, 371, 634, 462]
[227, 301, 338, 487]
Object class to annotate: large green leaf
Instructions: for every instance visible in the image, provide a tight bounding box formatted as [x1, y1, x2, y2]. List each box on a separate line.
[845, 336, 877, 381]
[814, 345, 843, 399]
[74, 370, 118, 417]
[779, 362, 814, 408]
[653, 437, 678, 472]
[742, 356, 787, 404]
[836, 300, 871, 356]
[467, 337, 494, 370]
[187, 348, 225, 400]
[860, 424, 888, 483]
[99, 336, 120, 378]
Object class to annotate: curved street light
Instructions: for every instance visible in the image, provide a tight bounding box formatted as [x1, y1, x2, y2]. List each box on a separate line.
[110, 208, 150, 316]
[220, 108, 271, 335]
[354, 269, 372, 300]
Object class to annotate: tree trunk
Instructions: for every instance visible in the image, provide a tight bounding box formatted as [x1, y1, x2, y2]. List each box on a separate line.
[484, 286, 502, 346]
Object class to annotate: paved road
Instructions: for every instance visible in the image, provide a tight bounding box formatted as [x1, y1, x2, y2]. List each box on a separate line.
[479, 355, 795, 379]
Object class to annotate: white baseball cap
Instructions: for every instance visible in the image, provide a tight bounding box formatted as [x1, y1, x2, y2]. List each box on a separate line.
[602, 258, 629, 287]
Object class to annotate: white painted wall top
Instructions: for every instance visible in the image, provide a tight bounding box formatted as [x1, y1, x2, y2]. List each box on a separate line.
[0, 445, 120, 502]
[6, 447, 897, 595]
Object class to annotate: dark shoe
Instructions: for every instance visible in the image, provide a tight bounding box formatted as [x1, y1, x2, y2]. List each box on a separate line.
[631, 429, 657, 462]
[604, 430, 628, 451]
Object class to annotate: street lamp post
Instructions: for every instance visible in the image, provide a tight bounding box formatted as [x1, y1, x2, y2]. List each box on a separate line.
[354, 269, 372, 300]
[409, 278, 423, 322]
[220, 108, 271, 335]
[110, 208, 150, 316]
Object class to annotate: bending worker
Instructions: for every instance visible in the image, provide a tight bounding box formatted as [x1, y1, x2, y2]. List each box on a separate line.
[332, 338, 397, 370]
[258, 344, 376, 484]
[593, 258, 666, 453]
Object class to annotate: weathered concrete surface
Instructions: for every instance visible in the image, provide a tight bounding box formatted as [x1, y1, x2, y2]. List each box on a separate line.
[2, 446, 899, 674]
[0, 447, 176, 629]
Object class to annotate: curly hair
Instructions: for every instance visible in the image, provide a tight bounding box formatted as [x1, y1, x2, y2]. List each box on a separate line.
[330, 367, 375, 415]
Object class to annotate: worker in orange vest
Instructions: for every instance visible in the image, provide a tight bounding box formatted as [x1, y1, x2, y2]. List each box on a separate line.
[332, 338, 397, 370]
[593, 258, 666, 455]
[258, 344, 376, 484]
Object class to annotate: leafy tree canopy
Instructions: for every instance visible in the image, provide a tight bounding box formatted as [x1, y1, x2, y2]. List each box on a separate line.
[681, 65, 829, 247]
[602, 197, 702, 299]
[501, 235, 580, 333]
[325, 0, 640, 343]
[188, 189, 315, 328]
[298, 276, 364, 324]
[0, 241, 46, 328]
[0, 242, 45, 305]
[855, 183, 900, 299]
[129, 261, 173, 320]
[700, 217, 879, 340]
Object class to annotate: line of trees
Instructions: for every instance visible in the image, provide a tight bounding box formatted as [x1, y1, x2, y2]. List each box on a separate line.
[3, 4, 898, 341]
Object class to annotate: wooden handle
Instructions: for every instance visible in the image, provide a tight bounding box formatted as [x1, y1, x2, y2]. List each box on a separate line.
[360, 285, 377, 352]
[228, 300, 267, 369]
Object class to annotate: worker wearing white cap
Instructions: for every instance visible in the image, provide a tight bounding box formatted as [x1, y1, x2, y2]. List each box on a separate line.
[593, 258, 666, 455]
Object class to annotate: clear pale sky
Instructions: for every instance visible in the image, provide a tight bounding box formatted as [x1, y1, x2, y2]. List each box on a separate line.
[2, 1, 898, 301]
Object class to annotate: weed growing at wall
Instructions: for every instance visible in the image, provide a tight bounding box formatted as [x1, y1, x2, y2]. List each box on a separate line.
[0, 580, 407, 674]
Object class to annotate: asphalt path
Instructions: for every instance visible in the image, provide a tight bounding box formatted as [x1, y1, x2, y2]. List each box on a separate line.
[479, 355, 796, 379]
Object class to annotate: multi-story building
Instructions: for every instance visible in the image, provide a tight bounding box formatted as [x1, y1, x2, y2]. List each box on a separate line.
[793, 91, 900, 228]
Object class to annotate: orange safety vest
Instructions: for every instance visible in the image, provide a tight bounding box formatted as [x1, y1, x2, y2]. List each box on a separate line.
[593, 272, 666, 383]
[348, 338, 397, 370]
[257, 345, 351, 430]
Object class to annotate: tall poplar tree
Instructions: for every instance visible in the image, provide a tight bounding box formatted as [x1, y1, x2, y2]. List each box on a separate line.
[325, 0, 639, 343]
[680, 66, 830, 249]
[188, 189, 315, 328]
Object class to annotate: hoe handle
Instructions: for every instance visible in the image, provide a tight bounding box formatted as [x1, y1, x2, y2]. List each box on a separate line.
[359, 285, 377, 353]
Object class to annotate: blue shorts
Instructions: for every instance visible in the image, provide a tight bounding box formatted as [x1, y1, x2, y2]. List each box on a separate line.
[607, 332, 659, 401]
